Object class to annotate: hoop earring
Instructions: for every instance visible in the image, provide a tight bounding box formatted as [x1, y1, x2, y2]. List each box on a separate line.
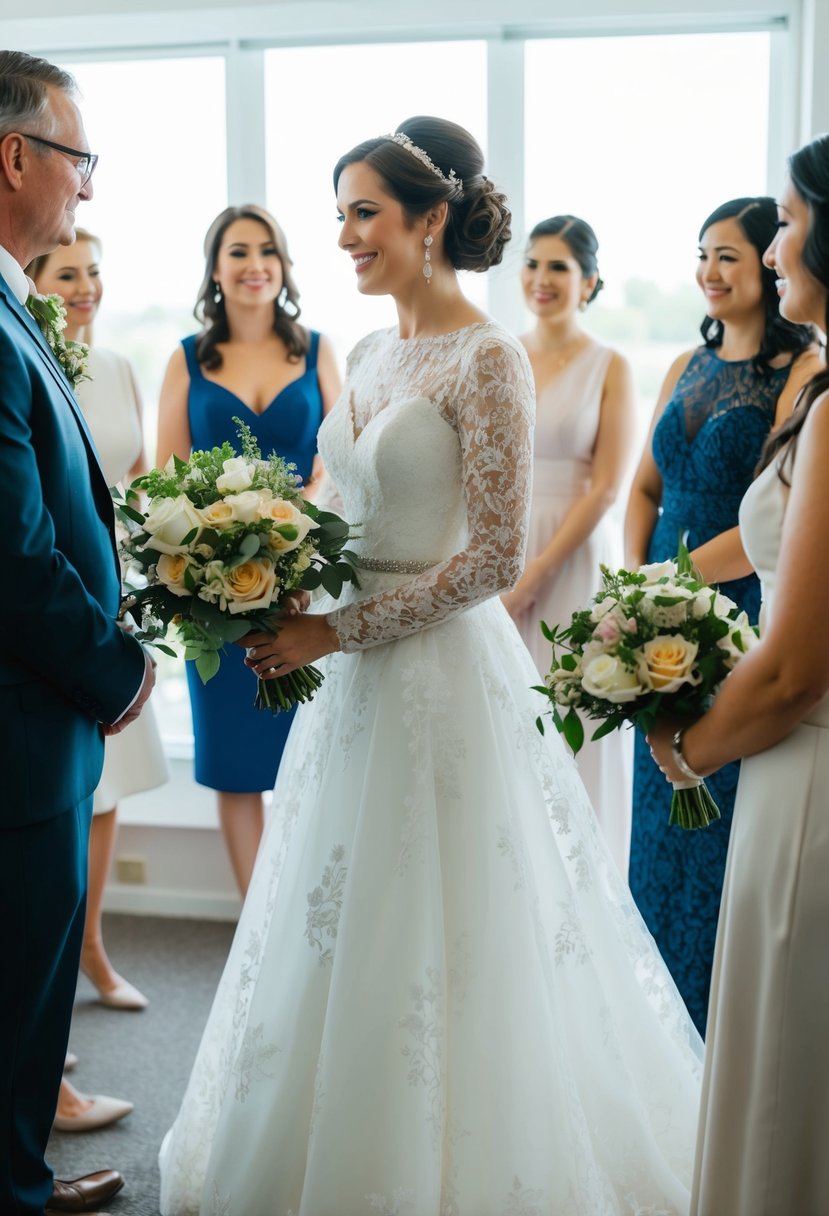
[423, 235, 433, 283]
[213, 281, 223, 304]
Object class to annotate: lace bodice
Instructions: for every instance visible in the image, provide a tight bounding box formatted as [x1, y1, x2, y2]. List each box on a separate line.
[318, 321, 535, 652]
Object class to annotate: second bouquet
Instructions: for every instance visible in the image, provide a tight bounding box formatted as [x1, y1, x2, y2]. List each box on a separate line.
[535, 539, 758, 828]
[115, 420, 357, 713]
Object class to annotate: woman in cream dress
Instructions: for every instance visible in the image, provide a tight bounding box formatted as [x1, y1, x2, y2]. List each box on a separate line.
[29, 232, 168, 1128]
[649, 133, 829, 1216]
[504, 216, 636, 875]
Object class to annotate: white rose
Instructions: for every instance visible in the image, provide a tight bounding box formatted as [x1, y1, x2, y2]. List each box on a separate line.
[142, 495, 202, 555]
[215, 457, 255, 494]
[642, 635, 701, 693]
[156, 552, 196, 598]
[637, 560, 678, 584]
[225, 489, 268, 524]
[712, 590, 740, 619]
[582, 653, 649, 704]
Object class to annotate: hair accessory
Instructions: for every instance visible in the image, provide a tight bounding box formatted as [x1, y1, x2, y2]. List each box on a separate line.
[423, 234, 433, 283]
[384, 132, 463, 190]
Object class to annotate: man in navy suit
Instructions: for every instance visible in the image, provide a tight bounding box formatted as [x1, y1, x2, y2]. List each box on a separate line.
[0, 52, 155, 1215]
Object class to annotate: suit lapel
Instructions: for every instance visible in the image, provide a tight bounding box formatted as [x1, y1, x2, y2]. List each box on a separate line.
[0, 277, 120, 571]
[0, 280, 102, 456]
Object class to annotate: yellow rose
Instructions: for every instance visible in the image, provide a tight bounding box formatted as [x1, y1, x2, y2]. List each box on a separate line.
[156, 552, 194, 598]
[261, 499, 318, 553]
[642, 635, 701, 693]
[198, 500, 235, 530]
[224, 557, 278, 614]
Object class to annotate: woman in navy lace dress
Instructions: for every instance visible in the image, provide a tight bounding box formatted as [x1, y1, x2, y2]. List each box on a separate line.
[157, 205, 341, 894]
[624, 197, 818, 1035]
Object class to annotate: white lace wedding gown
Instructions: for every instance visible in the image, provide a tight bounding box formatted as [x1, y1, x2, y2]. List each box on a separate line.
[159, 321, 702, 1216]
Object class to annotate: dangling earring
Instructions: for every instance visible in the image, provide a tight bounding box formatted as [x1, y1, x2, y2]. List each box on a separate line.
[423, 235, 433, 283]
[213, 281, 223, 304]
[578, 298, 587, 312]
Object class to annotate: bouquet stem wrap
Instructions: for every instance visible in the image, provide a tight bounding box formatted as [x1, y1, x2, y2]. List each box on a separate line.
[669, 779, 721, 830]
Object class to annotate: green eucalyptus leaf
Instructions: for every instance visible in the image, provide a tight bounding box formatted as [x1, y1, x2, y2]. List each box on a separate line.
[562, 707, 585, 755]
[195, 650, 221, 684]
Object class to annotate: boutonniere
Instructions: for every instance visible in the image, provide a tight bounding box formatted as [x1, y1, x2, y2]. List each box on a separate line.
[26, 292, 91, 390]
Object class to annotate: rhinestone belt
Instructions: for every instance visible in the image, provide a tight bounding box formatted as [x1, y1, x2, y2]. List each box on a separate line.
[354, 555, 436, 574]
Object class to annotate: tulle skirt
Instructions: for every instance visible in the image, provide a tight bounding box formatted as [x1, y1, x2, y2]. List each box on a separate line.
[159, 585, 701, 1216]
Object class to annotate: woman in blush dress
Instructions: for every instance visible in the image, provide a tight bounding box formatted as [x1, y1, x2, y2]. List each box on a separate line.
[504, 215, 637, 875]
[29, 229, 168, 1129]
[648, 134, 829, 1216]
[156, 205, 341, 896]
[159, 117, 701, 1216]
[624, 197, 819, 1035]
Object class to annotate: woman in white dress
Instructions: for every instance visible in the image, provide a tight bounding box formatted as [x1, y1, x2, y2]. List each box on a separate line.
[648, 133, 829, 1216]
[504, 216, 636, 874]
[29, 232, 168, 1126]
[159, 117, 701, 1216]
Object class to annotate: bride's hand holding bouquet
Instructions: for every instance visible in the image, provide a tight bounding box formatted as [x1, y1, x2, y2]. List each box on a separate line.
[536, 537, 759, 828]
[115, 419, 357, 713]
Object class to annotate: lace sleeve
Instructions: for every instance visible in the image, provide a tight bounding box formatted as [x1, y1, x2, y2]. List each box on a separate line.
[327, 337, 535, 652]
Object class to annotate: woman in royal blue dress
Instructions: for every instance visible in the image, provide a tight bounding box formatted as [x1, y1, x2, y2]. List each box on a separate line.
[157, 204, 341, 894]
[624, 196, 818, 1035]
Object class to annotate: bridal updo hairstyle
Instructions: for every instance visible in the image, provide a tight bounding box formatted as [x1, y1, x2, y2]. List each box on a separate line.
[527, 214, 604, 304]
[333, 116, 512, 272]
[194, 204, 309, 371]
[758, 134, 829, 479]
[698, 196, 812, 375]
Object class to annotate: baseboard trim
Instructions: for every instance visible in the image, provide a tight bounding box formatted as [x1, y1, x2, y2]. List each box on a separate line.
[103, 883, 241, 922]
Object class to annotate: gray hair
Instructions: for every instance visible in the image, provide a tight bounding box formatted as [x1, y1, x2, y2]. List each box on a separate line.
[0, 51, 77, 144]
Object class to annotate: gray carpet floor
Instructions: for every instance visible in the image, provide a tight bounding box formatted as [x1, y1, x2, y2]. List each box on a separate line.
[47, 913, 235, 1216]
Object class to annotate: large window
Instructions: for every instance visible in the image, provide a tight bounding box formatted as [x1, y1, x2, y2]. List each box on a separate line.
[56, 56, 228, 437]
[524, 32, 770, 421]
[265, 41, 487, 366]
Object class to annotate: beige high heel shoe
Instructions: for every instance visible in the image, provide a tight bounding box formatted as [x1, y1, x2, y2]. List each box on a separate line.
[80, 944, 149, 1010]
[53, 1093, 134, 1133]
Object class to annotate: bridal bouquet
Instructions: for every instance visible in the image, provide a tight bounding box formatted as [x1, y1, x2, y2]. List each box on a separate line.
[535, 539, 758, 828]
[115, 420, 357, 713]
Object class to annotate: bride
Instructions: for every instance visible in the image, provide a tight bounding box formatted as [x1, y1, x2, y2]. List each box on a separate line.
[159, 116, 702, 1216]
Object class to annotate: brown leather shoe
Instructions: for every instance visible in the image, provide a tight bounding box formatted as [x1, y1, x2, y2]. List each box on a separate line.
[45, 1169, 124, 1212]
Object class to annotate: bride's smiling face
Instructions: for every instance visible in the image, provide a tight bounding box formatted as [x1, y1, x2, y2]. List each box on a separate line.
[336, 161, 424, 296]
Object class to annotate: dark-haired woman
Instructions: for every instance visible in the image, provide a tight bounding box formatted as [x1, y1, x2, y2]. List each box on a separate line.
[160, 119, 701, 1216]
[504, 215, 637, 875]
[646, 138, 829, 1215]
[624, 197, 819, 1036]
[156, 205, 341, 895]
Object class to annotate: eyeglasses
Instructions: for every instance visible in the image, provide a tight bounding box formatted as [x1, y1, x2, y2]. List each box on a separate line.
[19, 133, 98, 187]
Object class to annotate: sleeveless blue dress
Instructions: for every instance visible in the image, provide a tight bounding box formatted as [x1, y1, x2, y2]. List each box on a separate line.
[629, 346, 790, 1036]
[182, 331, 323, 792]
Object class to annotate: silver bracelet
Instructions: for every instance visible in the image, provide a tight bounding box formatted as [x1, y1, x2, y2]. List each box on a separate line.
[671, 727, 704, 781]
